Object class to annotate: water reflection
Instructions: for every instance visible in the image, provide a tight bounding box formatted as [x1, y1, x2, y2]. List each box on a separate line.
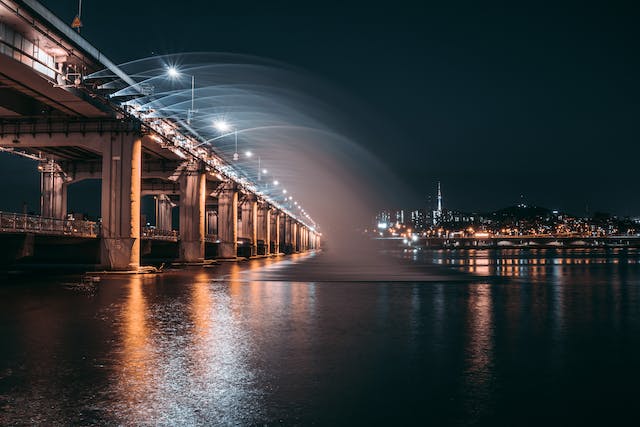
[427, 248, 640, 280]
[462, 284, 493, 420]
[106, 271, 263, 424]
[3, 249, 640, 425]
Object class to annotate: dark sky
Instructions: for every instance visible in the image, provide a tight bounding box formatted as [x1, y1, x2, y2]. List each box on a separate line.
[5, 0, 640, 216]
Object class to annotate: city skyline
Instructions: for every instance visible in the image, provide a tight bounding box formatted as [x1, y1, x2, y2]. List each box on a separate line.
[1, 0, 639, 216]
[377, 181, 637, 220]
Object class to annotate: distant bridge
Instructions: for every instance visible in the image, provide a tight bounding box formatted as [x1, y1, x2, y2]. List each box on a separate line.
[0, 0, 320, 269]
[377, 236, 640, 249]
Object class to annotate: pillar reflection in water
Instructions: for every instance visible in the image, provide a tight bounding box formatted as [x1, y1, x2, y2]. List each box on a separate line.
[113, 275, 155, 422]
[110, 272, 263, 424]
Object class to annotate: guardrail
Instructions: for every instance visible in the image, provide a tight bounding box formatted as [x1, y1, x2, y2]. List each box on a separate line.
[141, 227, 179, 242]
[0, 212, 98, 237]
[0, 213, 223, 243]
[204, 234, 219, 243]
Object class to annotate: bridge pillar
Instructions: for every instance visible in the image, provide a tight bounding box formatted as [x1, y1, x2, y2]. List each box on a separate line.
[270, 210, 280, 254]
[284, 216, 293, 254]
[179, 162, 206, 263]
[240, 195, 258, 257]
[100, 134, 142, 271]
[217, 182, 238, 259]
[156, 194, 174, 231]
[305, 228, 310, 251]
[293, 221, 300, 252]
[301, 226, 307, 252]
[206, 209, 218, 237]
[257, 203, 271, 255]
[39, 160, 67, 219]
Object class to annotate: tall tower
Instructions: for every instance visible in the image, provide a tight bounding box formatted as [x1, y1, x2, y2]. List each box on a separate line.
[433, 181, 443, 225]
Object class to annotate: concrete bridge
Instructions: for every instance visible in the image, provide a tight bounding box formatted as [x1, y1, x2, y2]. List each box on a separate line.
[0, 0, 320, 269]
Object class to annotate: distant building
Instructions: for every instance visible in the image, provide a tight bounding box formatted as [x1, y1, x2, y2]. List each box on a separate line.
[410, 209, 427, 231]
[433, 181, 443, 225]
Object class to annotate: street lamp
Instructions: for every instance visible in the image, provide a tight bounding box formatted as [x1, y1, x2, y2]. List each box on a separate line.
[166, 66, 196, 124]
[211, 120, 240, 160]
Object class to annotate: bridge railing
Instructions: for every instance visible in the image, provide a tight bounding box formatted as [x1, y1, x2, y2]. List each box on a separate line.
[0, 212, 98, 237]
[204, 234, 219, 243]
[141, 227, 179, 241]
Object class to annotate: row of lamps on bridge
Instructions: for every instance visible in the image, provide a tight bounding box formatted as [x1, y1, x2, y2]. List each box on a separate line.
[165, 66, 315, 228]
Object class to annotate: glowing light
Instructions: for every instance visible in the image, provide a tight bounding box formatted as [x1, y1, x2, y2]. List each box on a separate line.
[262, 169, 268, 174]
[167, 66, 180, 78]
[245, 151, 253, 157]
[214, 120, 230, 132]
[283, 189, 287, 194]
[273, 180, 279, 186]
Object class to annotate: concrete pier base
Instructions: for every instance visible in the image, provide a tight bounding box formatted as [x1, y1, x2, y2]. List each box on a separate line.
[156, 194, 174, 231]
[270, 210, 281, 254]
[179, 163, 206, 263]
[100, 135, 141, 270]
[217, 182, 238, 259]
[241, 195, 258, 257]
[40, 160, 67, 219]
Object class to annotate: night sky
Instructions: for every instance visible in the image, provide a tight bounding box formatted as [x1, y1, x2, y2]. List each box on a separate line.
[3, 0, 640, 216]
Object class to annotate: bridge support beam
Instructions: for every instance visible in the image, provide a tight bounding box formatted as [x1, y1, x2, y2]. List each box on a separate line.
[284, 216, 293, 254]
[257, 204, 270, 255]
[293, 221, 300, 253]
[206, 210, 218, 237]
[271, 210, 280, 254]
[300, 226, 307, 252]
[240, 195, 258, 257]
[217, 182, 238, 259]
[100, 135, 142, 271]
[179, 162, 206, 263]
[156, 194, 174, 231]
[39, 161, 67, 219]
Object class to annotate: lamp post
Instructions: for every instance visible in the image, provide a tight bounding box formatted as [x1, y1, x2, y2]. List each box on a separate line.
[242, 151, 267, 183]
[167, 66, 196, 124]
[211, 120, 241, 161]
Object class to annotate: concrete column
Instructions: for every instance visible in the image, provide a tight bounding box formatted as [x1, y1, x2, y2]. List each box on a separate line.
[240, 195, 258, 257]
[156, 194, 173, 231]
[206, 209, 218, 237]
[301, 226, 307, 251]
[101, 134, 142, 270]
[217, 182, 238, 258]
[305, 228, 310, 251]
[39, 161, 67, 219]
[284, 216, 293, 254]
[179, 163, 206, 262]
[271, 210, 280, 254]
[293, 221, 300, 252]
[257, 204, 271, 255]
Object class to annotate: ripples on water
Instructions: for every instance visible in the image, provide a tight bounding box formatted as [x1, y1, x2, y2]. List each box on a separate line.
[1, 249, 640, 425]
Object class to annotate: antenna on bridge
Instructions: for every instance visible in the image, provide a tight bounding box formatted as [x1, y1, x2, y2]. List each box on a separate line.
[71, 0, 83, 33]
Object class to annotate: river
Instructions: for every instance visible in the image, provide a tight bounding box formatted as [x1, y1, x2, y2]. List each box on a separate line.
[1, 247, 640, 425]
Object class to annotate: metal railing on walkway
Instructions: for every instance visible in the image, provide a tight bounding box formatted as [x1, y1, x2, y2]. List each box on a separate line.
[0, 212, 99, 237]
[141, 227, 179, 242]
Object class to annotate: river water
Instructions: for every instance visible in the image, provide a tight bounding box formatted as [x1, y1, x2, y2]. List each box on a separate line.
[1, 247, 640, 425]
